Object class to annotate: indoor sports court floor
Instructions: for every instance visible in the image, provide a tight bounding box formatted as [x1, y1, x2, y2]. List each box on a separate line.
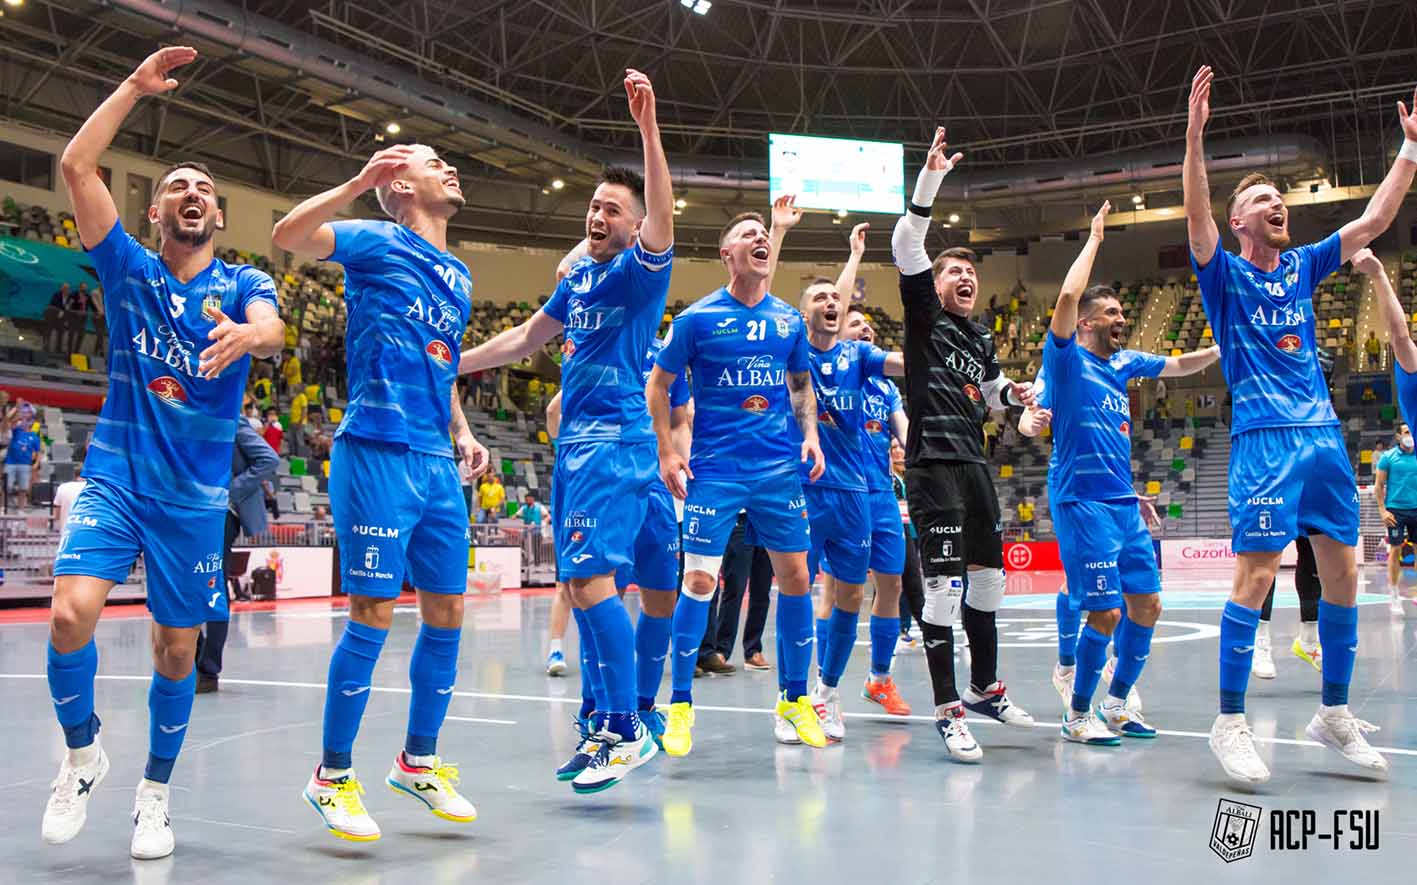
[2, 568, 1413, 884]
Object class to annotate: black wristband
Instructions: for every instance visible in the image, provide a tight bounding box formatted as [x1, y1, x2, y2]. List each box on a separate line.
[908, 202, 932, 218]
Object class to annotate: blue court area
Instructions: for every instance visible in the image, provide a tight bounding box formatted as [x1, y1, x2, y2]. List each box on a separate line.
[2, 566, 1414, 883]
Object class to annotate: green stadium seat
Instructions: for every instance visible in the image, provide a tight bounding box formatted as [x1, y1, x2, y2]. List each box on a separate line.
[289, 457, 307, 476]
[1171, 457, 1185, 471]
[1168, 503, 1183, 518]
[1381, 404, 1396, 422]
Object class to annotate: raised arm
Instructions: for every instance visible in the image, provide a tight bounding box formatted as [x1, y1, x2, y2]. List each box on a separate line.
[1183, 66, 1221, 267]
[766, 194, 804, 293]
[788, 370, 825, 482]
[1161, 345, 1221, 378]
[648, 366, 690, 498]
[1051, 202, 1111, 337]
[1338, 90, 1417, 261]
[1355, 248, 1417, 373]
[450, 385, 489, 478]
[62, 46, 198, 248]
[835, 223, 869, 300]
[891, 127, 963, 275]
[458, 311, 563, 375]
[271, 145, 417, 258]
[624, 69, 673, 254]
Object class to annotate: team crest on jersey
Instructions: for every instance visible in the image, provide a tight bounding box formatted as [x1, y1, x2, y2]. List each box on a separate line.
[864, 419, 882, 433]
[147, 376, 190, 408]
[742, 395, 770, 414]
[571, 531, 584, 543]
[776, 318, 791, 338]
[201, 294, 222, 322]
[1284, 269, 1299, 288]
[425, 340, 453, 366]
[207, 576, 218, 589]
[963, 383, 982, 403]
[818, 410, 836, 427]
[836, 352, 850, 372]
[1275, 333, 1303, 354]
[1119, 420, 1130, 435]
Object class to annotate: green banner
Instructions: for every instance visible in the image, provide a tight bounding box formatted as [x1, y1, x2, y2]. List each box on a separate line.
[0, 235, 99, 321]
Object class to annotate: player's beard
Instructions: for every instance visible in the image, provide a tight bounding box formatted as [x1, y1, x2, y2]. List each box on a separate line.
[1261, 226, 1291, 249]
[161, 212, 216, 248]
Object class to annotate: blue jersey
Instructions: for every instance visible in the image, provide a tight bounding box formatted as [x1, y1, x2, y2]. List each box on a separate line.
[543, 241, 674, 446]
[644, 337, 691, 410]
[330, 220, 471, 457]
[1192, 233, 1341, 434]
[795, 339, 888, 492]
[656, 288, 810, 481]
[5, 429, 39, 465]
[862, 376, 903, 493]
[84, 220, 278, 510]
[1043, 332, 1165, 503]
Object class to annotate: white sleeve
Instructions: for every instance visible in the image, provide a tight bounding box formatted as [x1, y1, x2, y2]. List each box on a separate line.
[891, 165, 947, 276]
[981, 373, 1013, 410]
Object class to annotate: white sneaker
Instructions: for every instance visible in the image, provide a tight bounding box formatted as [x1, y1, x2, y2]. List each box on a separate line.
[387, 753, 478, 821]
[1391, 592, 1406, 617]
[1098, 698, 1158, 738]
[933, 704, 982, 763]
[130, 781, 174, 860]
[42, 741, 109, 845]
[1209, 713, 1270, 784]
[961, 681, 1034, 727]
[1100, 655, 1143, 712]
[303, 766, 380, 841]
[1061, 709, 1121, 746]
[894, 634, 921, 655]
[1252, 626, 1277, 680]
[571, 721, 659, 794]
[811, 684, 845, 743]
[1305, 706, 1389, 773]
[1051, 664, 1074, 713]
[773, 707, 802, 745]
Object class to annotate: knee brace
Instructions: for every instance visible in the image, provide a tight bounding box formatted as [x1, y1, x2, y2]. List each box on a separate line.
[965, 567, 1006, 613]
[681, 553, 722, 601]
[922, 575, 964, 627]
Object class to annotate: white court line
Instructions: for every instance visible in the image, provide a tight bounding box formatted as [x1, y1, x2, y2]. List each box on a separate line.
[445, 716, 516, 725]
[3, 673, 1413, 758]
[172, 814, 297, 835]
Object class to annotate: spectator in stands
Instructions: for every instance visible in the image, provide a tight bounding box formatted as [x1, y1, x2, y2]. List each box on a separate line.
[1374, 439, 1388, 461]
[195, 419, 278, 693]
[261, 407, 284, 454]
[478, 473, 505, 523]
[280, 347, 302, 395]
[45, 283, 72, 351]
[1016, 497, 1036, 540]
[1366, 330, 1381, 369]
[1375, 422, 1417, 616]
[262, 478, 280, 520]
[242, 395, 261, 430]
[517, 491, 548, 536]
[289, 383, 313, 428]
[64, 283, 93, 355]
[4, 413, 41, 508]
[52, 453, 86, 531]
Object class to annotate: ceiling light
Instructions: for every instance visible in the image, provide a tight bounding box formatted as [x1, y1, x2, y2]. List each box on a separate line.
[1131, 194, 1143, 205]
[385, 122, 401, 135]
[674, 198, 687, 209]
[551, 178, 565, 190]
[681, 0, 711, 13]
[541, 188, 550, 195]
[1134, 204, 1146, 211]
[948, 213, 960, 223]
[3, 0, 24, 8]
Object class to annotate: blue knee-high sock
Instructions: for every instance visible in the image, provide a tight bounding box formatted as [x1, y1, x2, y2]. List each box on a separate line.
[869, 615, 897, 677]
[814, 616, 831, 671]
[405, 624, 461, 758]
[670, 595, 711, 705]
[1108, 614, 1154, 701]
[777, 593, 814, 701]
[1219, 601, 1261, 715]
[321, 620, 388, 770]
[1317, 600, 1358, 707]
[572, 607, 608, 718]
[582, 596, 637, 740]
[47, 641, 100, 749]
[820, 607, 859, 689]
[1056, 593, 1079, 667]
[146, 669, 196, 783]
[635, 612, 672, 710]
[1071, 625, 1110, 714]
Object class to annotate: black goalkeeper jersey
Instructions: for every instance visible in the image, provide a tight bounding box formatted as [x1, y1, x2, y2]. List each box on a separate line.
[898, 268, 1003, 466]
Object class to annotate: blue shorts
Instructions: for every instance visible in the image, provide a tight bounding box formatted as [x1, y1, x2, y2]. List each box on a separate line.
[54, 479, 227, 628]
[553, 440, 659, 580]
[682, 474, 810, 557]
[614, 483, 681, 591]
[866, 488, 907, 574]
[1229, 425, 1358, 552]
[1055, 499, 1160, 613]
[330, 436, 468, 598]
[806, 486, 871, 585]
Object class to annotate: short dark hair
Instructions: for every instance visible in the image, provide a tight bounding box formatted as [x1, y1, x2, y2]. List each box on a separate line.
[599, 166, 646, 215]
[1226, 172, 1275, 222]
[719, 211, 766, 249]
[155, 161, 216, 198]
[1078, 284, 1119, 316]
[932, 246, 978, 278]
[847, 304, 866, 316]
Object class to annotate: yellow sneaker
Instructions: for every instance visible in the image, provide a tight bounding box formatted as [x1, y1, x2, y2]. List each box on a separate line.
[1291, 637, 1322, 672]
[303, 767, 380, 841]
[663, 702, 695, 757]
[775, 695, 827, 748]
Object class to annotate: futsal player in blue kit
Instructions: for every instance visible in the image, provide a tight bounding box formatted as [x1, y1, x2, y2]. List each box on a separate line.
[1185, 66, 1417, 782]
[458, 69, 675, 794]
[1041, 202, 1219, 745]
[43, 46, 284, 860]
[273, 139, 489, 837]
[650, 211, 829, 754]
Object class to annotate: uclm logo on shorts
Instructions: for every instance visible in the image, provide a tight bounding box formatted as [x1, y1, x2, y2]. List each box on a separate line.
[742, 395, 769, 414]
[1275, 334, 1303, 354]
[963, 383, 982, 403]
[147, 376, 190, 408]
[426, 340, 453, 366]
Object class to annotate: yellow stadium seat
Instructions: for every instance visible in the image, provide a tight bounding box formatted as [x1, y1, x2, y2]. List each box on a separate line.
[1360, 449, 1373, 464]
[54, 235, 69, 247]
[1145, 480, 1162, 495]
[1179, 437, 1194, 450]
[322, 460, 331, 477]
[69, 353, 88, 371]
[62, 218, 75, 231]
[328, 407, 343, 423]
[999, 464, 1014, 479]
[1170, 348, 1182, 357]
[1328, 318, 1341, 329]
[537, 430, 549, 444]
[1203, 325, 1212, 336]
[284, 274, 295, 285]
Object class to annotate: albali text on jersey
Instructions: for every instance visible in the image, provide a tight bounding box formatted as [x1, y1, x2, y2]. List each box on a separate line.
[83, 219, 279, 510]
[543, 240, 673, 446]
[789, 338, 889, 492]
[861, 375, 903, 493]
[329, 219, 472, 457]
